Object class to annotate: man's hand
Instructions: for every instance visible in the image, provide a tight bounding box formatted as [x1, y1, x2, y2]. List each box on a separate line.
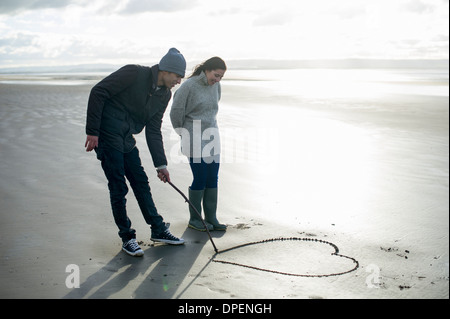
[85, 135, 99, 152]
[157, 168, 171, 183]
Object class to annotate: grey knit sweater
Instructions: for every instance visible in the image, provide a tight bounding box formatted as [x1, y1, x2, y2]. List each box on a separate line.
[170, 71, 221, 161]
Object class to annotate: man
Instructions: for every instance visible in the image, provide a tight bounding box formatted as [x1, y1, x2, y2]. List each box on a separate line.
[85, 48, 186, 257]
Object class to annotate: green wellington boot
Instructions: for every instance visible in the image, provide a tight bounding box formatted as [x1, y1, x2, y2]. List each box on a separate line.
[188, 188, 213, 232]
[203, 188, 227, 231]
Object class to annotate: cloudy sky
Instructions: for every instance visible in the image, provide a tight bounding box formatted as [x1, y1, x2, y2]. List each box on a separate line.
[0, 0, 448, 68]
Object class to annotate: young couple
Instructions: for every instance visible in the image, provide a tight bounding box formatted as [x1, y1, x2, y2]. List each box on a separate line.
[85, 48, 227, 256]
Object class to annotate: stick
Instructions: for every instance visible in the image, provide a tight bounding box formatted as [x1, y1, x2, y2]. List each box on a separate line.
[166, 180, 219, 253]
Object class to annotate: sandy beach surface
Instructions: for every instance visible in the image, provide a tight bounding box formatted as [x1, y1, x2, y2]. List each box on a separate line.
[0, 68, 448, 300]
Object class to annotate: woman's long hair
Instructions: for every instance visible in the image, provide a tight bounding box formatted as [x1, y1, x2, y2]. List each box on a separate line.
[189, 57, 227, 78]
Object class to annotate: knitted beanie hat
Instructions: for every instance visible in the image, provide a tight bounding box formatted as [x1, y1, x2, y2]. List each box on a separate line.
[159, 48, 186, 77]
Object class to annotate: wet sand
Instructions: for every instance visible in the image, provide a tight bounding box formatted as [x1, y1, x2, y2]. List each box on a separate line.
[0, 73, 448, 299]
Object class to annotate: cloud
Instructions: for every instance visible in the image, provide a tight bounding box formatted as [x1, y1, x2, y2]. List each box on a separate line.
[0, 0, 200, 16]
[0, 32, 34, 48]
[253, 12, 293, 27]
[118, 0, 198, 14]
[0, 0, 88, 14]
[401, 0, 437, 14]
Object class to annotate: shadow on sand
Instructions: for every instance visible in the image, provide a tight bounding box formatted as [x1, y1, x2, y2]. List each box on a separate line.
[64, 228, 224, 299]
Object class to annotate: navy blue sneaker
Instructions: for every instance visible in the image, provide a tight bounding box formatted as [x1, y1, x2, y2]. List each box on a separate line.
[151, 229, 185, 245]
[122, 238, 144, 256]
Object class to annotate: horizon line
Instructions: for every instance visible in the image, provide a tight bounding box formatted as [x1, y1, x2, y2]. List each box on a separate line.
[0, 58, 448, 73]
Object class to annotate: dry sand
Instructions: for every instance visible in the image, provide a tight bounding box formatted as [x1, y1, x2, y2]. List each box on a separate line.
[0, 78, 448, 299]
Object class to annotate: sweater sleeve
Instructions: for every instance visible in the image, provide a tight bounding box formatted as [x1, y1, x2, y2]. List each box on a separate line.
[85, 65, 139, 136]
[170, 83, 189, 132]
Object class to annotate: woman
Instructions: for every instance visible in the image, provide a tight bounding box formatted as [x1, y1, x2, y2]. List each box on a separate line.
[170, 57, 227, 231]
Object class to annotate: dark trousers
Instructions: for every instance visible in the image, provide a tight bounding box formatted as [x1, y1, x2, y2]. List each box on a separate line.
[189, 157, 220, 190]
[96, 146, 166, 242]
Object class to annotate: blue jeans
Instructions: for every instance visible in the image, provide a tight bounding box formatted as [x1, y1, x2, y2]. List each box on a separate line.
[96, 146, 166, 242]
[189, 158, 220, 190]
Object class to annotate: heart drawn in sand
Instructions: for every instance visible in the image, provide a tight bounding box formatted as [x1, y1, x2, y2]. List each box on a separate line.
[212, 237, 359, 278]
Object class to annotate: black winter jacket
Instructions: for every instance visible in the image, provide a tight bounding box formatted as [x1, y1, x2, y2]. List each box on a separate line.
[86, 64, 171, 167]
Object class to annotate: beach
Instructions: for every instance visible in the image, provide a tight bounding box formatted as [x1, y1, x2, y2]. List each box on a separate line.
[0, 67, 448, 299]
